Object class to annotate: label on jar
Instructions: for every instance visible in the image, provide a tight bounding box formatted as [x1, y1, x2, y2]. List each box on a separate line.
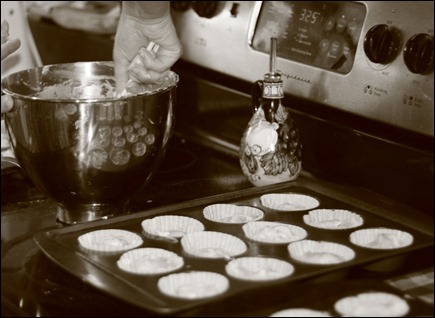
[263, 82, 284, 99]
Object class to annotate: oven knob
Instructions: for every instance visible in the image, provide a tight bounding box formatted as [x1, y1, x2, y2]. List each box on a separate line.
[403, 33, 434, 74]
[364, 24, 401, 64]
[192, 1, 219, 18]
[170, 1, 192, 12]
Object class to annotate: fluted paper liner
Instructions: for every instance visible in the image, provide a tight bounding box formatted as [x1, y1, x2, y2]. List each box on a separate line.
[242, 221, 307, 244]
[180, 231, 247, 259]
[349, 228, 414, 250]
[158, 271, 229, 300]
[225, 256, 294, 281]
[303, 209, 364, 230]
[78, 229, 143, 252]
[270, 308, 332, 317]
[288, 240, 355, 265]
[117, 247, 184, 275]
[260, 193, 320, 211]
[203, 204, 264, 224]
[141, 215, 205, 239]
[334, 291, 410, 317]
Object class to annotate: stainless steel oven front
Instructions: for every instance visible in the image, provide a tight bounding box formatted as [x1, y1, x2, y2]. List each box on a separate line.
[172, 1, 434, 137]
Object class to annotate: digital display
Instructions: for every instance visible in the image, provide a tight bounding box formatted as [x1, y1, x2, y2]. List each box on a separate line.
[252, 1, 366, 74]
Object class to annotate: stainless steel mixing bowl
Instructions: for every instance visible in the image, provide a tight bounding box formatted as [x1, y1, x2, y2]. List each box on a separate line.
[1, 61, 178, 224]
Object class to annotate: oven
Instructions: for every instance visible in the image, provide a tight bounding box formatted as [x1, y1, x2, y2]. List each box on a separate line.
[2, 1, 433, 316]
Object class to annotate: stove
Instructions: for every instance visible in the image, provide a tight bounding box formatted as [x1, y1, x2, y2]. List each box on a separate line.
[2, 1, 434, 316]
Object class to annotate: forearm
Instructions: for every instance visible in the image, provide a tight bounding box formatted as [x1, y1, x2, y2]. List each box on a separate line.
[121, 1, 170, 20]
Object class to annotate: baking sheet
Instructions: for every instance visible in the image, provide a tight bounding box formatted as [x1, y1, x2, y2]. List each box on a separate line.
[34, 180, 434, 315]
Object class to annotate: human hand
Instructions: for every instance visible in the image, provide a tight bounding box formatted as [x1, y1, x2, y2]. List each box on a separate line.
[2, 20, 21, 113]
[113, 2, 182, 93]
[1, 94, 14, 114]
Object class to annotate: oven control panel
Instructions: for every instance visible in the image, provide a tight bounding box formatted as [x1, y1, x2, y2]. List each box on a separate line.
[171, 1, 434, 137]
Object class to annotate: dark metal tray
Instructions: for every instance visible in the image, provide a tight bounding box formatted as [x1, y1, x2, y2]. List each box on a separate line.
[34, 178, 434, 315]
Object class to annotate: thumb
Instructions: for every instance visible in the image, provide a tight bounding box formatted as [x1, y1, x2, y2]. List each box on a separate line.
[1, 95, 14, 113]
[138, 47, 178, 73]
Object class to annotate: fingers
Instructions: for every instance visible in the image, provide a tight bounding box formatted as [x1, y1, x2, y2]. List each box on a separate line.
[112, 9, 182, 91]
[2, 19, 20, 60]
[1, 95, 14, 114]
[1, 20, 18, 114]
[127, 53, 170, 84]
[113, 40, 131, 93]
[129, 68, 170, 84]
[138, 44, 180, 73]
[1, 38, 21, 60]
[1, 20, 10, 41]
[114, 58, 130, 93]
[126, 43, 179, 84]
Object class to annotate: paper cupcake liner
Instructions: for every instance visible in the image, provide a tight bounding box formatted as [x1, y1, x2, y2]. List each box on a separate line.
[270, 308, 332, 317]
[260, 193, 320, 211]
[349, 228, 414, 250]
[288, 240, 355, 265]
[117, 247, 184, 275]
[203, 204, 264, 224]
[334, 292, 410, 317]
[242, 221, 307, 244]
[158, 271, 229, 300]
[78, 229, 143, 252]
[141, 215, 205, 240]
[303, 209, 364, 230]
[180, 231, 247, 259]
[225, 256, 294, 281]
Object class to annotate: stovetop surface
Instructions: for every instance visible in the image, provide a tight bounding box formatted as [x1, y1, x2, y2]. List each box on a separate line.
[2, 73, 434, 316]
[1, 131, 255, 317]
[2, 180, 433, 317]
[2, 71, 434, 316]
[2, 131, 434, 317]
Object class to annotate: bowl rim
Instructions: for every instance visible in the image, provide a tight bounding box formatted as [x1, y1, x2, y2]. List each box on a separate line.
[1, 61, 179, 103]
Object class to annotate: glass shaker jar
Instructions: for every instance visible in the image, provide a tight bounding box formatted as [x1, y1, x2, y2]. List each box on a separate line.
[240, 37, 302, 186]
